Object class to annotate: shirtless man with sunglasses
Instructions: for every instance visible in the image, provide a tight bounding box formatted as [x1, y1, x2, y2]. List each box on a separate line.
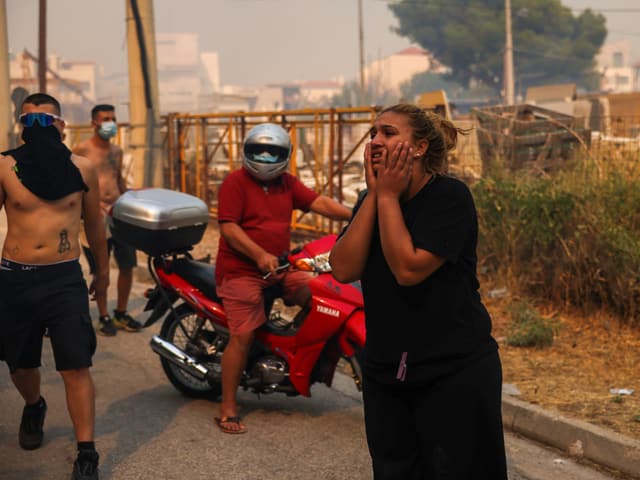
[0, 93, 108, 480]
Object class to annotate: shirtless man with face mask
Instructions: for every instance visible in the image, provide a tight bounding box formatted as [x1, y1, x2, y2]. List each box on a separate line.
[73, 104, 142, 336]
[0, 93, 108, 479]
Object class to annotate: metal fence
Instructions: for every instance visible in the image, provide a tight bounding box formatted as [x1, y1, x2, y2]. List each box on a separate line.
[65, 111, 640, 236]
[162, 107, 382, 236]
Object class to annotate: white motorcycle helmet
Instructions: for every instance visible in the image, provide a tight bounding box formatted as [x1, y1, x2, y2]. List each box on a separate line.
[242, 123, 292, 182]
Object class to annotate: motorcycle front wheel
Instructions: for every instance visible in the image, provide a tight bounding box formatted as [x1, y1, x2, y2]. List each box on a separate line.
[342, 346, 364, 392]
[159, 303, 223, 400]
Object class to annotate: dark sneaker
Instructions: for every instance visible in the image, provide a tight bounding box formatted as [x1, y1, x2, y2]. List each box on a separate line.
[72, 450, 99, 480]
[19, 396, 47, 450]
[112, 310, 143, 332]
[97, 315, 117, 337]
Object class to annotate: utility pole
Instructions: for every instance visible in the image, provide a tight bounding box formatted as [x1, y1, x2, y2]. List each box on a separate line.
[38, 0, 46, 92]
[357, 0, 365, 103]
[126, 0, 162, 188]
[0, 0, 11, 150]
[504, 0, 515, 105]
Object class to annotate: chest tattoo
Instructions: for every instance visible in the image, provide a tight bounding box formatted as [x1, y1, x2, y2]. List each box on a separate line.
[107, 150, 119, 171]
[58, 230, 71, 253]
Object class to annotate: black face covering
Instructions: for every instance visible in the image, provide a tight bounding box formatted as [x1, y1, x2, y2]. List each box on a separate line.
[2, 124, 88, 201]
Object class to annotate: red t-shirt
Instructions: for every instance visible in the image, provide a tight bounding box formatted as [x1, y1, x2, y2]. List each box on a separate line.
[215, 168, 319, 283]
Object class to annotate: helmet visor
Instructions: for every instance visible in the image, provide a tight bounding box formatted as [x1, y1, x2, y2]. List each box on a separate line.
[244, 144, 289, 164]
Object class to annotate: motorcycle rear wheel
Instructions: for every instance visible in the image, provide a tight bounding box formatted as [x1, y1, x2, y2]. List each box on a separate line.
[159, 303, 223, 400]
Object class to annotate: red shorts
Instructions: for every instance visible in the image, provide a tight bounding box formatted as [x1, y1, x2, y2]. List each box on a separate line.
[217, 271, 312, 335]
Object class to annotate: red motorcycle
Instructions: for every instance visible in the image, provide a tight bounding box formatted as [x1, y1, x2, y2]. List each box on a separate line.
[108, 189, 365, 400]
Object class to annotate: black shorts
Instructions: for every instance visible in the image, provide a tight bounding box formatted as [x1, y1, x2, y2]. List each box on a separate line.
[0, 259, 97, 373]
[83, 237, 138, 273]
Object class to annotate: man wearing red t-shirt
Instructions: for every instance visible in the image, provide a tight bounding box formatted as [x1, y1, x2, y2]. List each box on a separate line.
[214, 123, 351, 434]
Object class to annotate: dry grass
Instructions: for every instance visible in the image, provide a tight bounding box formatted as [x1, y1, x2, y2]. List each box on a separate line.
[488, 295, 640, 440]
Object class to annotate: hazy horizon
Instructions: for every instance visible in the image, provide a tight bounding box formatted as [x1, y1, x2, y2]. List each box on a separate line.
[6, 0, 640, 87]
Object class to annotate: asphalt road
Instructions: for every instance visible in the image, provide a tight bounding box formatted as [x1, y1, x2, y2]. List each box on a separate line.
[0, 210, 628, 479]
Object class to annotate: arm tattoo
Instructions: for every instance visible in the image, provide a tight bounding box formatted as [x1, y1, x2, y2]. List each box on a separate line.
[58, 230, 71, 253]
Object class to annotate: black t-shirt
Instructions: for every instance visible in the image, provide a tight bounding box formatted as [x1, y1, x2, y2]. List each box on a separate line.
[351, 175, 497, 384]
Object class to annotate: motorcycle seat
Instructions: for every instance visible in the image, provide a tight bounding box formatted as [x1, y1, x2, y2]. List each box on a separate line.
[170, 258, 220, 301]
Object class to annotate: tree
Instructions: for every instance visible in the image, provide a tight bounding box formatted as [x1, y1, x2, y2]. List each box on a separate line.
[399, 71, 501, 110]
[389, 0, 606, 94]
[400, 72, 463, 102]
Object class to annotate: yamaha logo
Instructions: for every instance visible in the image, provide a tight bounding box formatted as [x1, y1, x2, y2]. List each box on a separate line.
[317, 305, 340, 318]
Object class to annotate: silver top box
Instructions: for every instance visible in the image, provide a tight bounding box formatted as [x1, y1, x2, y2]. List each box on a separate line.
[110, 188, 209, 231]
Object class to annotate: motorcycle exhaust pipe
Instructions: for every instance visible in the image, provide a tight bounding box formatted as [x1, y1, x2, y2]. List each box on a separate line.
[150, 335, 209, 381]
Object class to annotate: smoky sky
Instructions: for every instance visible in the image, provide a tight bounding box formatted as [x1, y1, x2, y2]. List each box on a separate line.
[6, 0, 640, 86]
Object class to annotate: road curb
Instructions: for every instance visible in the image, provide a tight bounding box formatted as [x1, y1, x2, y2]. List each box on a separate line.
[502, 394, 640, 478]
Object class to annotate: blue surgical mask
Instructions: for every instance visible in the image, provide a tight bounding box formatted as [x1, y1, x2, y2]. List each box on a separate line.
[252, 152, 280, 163]
[98, 121, 117, 140]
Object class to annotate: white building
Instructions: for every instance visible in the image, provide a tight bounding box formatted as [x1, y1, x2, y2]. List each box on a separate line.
[156, 33, 202, 113]
[297, 80, 344, 106]
[364, 46, 443, 96]
[200, 51, 221, 94]
[596, 40, 638, 93]
[220, 84, 284, 112]
[8, 50, 98, 124]
[155, 33, 224, 114]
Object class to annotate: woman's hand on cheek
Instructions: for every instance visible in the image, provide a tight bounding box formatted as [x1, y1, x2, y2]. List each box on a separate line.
[377, 142, 412, 199]
[364, 142, 378, 193]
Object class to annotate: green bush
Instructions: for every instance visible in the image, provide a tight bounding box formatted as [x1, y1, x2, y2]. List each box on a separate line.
[505, 300, 558, 348]
[472, 158, 640, 325]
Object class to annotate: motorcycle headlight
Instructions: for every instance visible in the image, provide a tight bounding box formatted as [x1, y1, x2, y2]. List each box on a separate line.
[294, 252, 332, 273]
[313, 252, 332, 273]
[294, 258, 315, 272]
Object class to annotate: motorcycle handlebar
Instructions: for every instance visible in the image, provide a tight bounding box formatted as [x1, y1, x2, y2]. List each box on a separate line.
[262, 261, 291, 280]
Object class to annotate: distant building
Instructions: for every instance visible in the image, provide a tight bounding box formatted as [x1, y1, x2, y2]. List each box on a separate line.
[96, 71, 129, 118]
[200, 51, 221, 94]
[298, 80, 344, 106]
[205, 79, 345, 112]
[95, 33, 222, 119]
[596, 40, 639, 93]
[364, 46, 445, 96]
[219, 84, 283, 112]
[198, 91, 253, 114]
[154, 33, 223, 114]
[8, 50, 97, 124]
[525, 83, 577, 115]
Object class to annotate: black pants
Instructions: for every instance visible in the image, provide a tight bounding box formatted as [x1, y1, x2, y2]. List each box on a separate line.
[362, 350, 507, 480]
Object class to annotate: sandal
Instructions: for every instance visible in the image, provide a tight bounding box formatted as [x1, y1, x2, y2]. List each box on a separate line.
[214, 416, 247, 434]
